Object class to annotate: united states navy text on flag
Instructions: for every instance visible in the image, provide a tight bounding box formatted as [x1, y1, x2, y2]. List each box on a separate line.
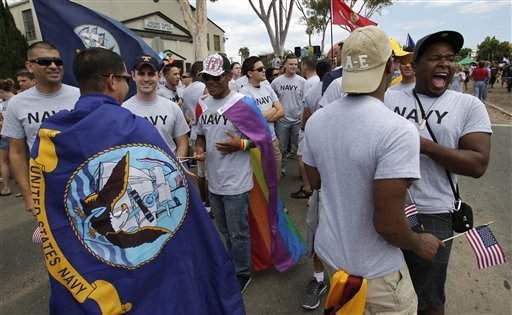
[465, 225, 507, 270]
[30, 94, 245, 314]
[32, 0, 160, 87]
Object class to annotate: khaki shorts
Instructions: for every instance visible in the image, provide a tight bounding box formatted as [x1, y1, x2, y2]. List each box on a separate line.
[324, 264, 418, 315]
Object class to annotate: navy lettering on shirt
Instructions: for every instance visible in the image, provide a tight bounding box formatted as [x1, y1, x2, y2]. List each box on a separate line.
[27, 110, 59, 124]
[200, 113, 229, 126]
[279, 85, 299, 92]
[393, 106, 448, 124]
[144, 115, 168, 125]
[255, 95, 272, 107]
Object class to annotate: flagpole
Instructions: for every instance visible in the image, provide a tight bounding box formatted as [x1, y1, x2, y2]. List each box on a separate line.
[330, 1, 334, 65]
[441, 221, 495, 243]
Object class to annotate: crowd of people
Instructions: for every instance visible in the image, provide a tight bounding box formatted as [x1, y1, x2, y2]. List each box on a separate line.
[0, 25, 496, 315]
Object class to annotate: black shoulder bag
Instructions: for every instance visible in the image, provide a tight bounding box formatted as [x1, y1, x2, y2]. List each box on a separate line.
[412, 90, 473, 233]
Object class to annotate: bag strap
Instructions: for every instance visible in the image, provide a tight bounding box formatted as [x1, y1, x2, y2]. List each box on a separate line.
[412, 89, 460, 202]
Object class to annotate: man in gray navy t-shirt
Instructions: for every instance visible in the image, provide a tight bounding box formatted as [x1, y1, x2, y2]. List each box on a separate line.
[271, 54, 305, 175]
[1, 41, 79, 213]
[303, 26, 443, 314]
[195, 54, 255, 294]
[385, 30, 492, 315]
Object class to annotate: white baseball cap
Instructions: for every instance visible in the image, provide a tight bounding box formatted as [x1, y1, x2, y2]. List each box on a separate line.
[341, 26, 392, 94]
[200, 54, 231, 77]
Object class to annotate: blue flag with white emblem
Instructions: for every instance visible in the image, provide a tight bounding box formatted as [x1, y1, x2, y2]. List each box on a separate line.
[32, 0, 160, 87]
[29, 94, 245, 314]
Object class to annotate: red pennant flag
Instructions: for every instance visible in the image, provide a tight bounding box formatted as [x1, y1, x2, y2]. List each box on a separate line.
[331, 0, 377, 31]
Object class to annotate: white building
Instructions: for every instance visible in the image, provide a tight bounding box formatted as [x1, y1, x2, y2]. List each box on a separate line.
[8, 0, 226, 71]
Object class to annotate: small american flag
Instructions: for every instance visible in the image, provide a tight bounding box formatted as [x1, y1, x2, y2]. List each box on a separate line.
[465, 225, 507, 270]
[404, 204, 419, 228]
[32, 226, 42, 244]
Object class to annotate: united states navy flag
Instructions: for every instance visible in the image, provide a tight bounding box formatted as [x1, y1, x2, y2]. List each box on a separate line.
[29, 94, 245, 314]
[31, 0, 160, 87]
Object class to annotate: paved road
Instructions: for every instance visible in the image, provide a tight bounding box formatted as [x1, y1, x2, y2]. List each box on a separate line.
[0, 125, 510, 315]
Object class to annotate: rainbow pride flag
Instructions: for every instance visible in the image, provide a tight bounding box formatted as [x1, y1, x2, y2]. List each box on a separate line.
[219, 93, 305, 272]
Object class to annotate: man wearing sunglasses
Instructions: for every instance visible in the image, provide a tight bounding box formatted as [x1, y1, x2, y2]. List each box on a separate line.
[194, 53, 258, 293]
[240, 56, 284, 180]
[1, 41, 79, 214]
[124, 55, 189, 159]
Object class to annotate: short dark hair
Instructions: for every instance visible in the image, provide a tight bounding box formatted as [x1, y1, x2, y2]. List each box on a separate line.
[241, 56, 261, 76]
[284, 54, 298, 63]
[15, 69, 34, 80]
[162, 63, 180, 75]
[316, 59, 332, 81]
[265, 67, 278, 82]
[301, 56, 317, 72]
[230, 62, 241, 70]
[27, 41, 59, 59]
[190, 61, 203, 81]
[73, 47, 125, 93]
[0, 78, 16, 93]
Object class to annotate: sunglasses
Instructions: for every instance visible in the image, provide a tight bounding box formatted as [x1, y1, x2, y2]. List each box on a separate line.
[29, 57, 63, 67]
[252, 67, 265, 72]
[182, 75, 190, 79]
[102, 74, 131, 84]
[202, 73, 224, 82]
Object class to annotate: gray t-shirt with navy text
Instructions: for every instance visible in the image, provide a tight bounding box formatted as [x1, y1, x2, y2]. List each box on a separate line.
[0, 84, 79, 149]
[384, 89, 492, 214]
[123, 95, 190, 153]
[240, 83, 278, 139]
[196, 92, 253, 195]
[271, 74, 306, 122]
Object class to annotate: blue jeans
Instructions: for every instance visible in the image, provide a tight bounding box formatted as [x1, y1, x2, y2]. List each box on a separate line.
[209, 191, 251, 278]
[275, 119, 300, 171]
[473, 80, 486, 101]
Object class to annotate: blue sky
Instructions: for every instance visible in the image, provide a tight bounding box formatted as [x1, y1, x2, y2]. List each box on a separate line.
[207, 0, 511, 61]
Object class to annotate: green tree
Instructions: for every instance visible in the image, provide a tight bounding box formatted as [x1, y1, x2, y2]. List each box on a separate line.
[456, 47, 473, 61]
[238, 47, 250, 62]
[296, 0, 330, 51]
[0, 0, 28, 79]
[477, 36, 511, 62]
[296, 0, 392, 54]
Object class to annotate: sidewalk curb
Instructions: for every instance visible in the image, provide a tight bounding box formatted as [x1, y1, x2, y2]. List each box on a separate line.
[486, 102, 512, 117]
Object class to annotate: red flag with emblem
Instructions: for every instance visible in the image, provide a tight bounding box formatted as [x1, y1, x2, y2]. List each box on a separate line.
[331, 0, 377, 31]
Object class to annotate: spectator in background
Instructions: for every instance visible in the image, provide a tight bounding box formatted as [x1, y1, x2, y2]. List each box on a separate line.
[158, 60, 183, 105]
[182, 71, 193, 87]
[471, 61, 489, 101]
[0, 79, 17, 196]
[15, 69, 36, 92]
[449, 64, 466, 93]
[489, 63, 497, 88]
[265, 67, 280, 83]
[271, 54, 306, 176]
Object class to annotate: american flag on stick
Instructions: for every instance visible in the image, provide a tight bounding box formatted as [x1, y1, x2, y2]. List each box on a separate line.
[404, 204, 419, 228]
[465, 225, 506, 270]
